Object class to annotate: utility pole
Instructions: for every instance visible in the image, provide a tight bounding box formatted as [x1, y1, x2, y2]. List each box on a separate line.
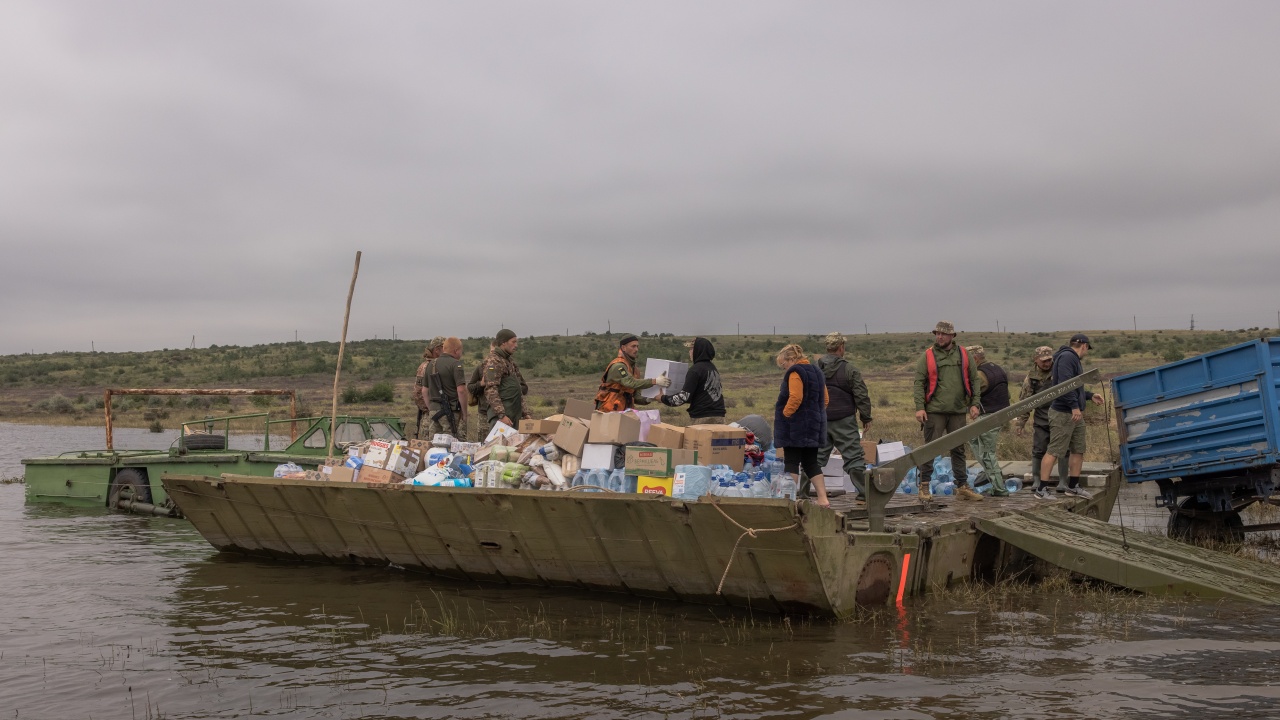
[737, 322, 740, 336]
[91, 341, 94, 352]
[191, 335, 195, 349]
[864, 323, 869, 335]
[1190, 315, 1195, 331]
[1133, 316, 1138, 332]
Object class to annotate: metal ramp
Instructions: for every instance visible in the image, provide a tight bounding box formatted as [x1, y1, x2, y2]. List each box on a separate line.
[976, 509, 1280, 604]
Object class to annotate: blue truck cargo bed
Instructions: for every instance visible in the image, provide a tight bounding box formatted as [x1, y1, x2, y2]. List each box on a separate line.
[1113, 338, 1280, 484]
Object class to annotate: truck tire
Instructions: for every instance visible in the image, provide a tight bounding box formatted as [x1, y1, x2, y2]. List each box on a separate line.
[109, 468, 153, 507]
[182, 433, 226, 451]
[1167, 498, 1244, 546]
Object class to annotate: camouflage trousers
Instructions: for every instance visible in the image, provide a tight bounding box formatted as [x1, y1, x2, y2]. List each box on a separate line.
[428, 412, 467, 442]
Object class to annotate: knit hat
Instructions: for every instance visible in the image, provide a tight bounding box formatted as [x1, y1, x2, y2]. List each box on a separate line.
[824, 331, 848, 350]
[1034, 346, 1054, 361]
[618, 334, 639, 346]
[495, 328, 517, 345]
[933, 321, 955, 335]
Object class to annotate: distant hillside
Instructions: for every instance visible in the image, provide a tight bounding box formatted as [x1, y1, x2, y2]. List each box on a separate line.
[1, 328, 1271, 426]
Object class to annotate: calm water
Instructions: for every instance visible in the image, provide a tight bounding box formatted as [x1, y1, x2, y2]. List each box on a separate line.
[3, 424, 1280, 719]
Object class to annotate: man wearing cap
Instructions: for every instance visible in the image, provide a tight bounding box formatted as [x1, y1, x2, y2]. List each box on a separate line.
[913, 321, 984, 502]
[481, 329, 532, 433]
[1016, 346, 1069, 493]
[595, 334, 671, 412]
[809, 332, 873, 498]
[1038, 333, 1104, 500]
[965, 345, 1009, 497]
[659, 337, 725, 424]
[413, 336, 446, 439]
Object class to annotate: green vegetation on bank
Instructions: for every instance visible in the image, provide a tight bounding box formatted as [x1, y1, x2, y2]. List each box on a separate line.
[3, 328, 1272, 390]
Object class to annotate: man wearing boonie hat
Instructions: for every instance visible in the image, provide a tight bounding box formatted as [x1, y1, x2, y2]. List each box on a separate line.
[594, 334, 670, 412]
[806, 331, 873, 500]
[413, 336, 447, 439]
[912, 321, 984, 502]
[659, 337, 725, 425]
[1016, 346, 1067, 492]
[1037, 333, 1104, 500]
[964, 345, 1010, 497]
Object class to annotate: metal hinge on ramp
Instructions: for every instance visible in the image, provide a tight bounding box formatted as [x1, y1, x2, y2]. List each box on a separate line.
[975, 509, 1280, 604]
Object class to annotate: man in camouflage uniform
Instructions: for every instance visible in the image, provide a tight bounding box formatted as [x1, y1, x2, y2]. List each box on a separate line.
[594, 334, 670, 411]
[426, 337, 468, 442]
[465, 343, 493, 442]
[809, 331, 874, 499]
[965, 345, 1010, 497]
[481, 329, 532, 434]
[413, 336, 445, 439]
[1015, 346, 1068, 493]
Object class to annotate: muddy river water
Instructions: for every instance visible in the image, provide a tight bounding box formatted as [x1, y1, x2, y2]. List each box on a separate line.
[2, 423, 1279, 719]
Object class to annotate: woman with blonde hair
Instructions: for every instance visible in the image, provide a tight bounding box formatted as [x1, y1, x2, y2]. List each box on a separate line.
[774, 344, 831, 507]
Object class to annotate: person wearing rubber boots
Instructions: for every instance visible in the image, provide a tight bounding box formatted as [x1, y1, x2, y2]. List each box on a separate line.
[594, 334, 670, 411]
[481, 329, 532, 434]
[804, 332, 873, 501]
[912, 321, 983, 502]
[1015, 346, 1069, 493]
[965, 345, 1009, 497]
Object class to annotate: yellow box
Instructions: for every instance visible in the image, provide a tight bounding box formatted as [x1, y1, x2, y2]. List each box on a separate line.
[635, 475, 674, 496]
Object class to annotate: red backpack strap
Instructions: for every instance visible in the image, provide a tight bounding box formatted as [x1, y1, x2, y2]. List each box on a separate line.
[959, 346, 972, 398]
[925, 348, 938, 403]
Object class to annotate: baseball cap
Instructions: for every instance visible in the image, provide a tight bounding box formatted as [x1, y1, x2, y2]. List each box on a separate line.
[1069, 333, 1092, 349]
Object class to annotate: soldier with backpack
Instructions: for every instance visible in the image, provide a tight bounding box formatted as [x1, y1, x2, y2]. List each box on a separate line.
[808, 332, 873, 499]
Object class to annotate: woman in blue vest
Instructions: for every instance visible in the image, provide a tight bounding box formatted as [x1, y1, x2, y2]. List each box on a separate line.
[774, 344, 831, 506]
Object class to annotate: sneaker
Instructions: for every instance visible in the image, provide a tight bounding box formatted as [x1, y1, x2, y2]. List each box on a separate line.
[1034, 487, 1055, 500]
[957, 486, 984, 502]
[1062, 486, 1092, 499]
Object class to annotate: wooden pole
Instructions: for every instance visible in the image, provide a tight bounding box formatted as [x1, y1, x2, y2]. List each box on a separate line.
[104, 389, 114, 451]
[328, 251, 362, 461]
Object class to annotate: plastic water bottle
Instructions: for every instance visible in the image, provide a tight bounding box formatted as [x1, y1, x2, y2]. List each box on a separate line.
[607, 468, 626, 492]
[936, 481, 955, 496]
[622, 474, 638, 493]
[932, 456, 953, 482]
[773, 474, 797, 500]
[571, 470, 587, 487]
[1005, 478, 1022, 494]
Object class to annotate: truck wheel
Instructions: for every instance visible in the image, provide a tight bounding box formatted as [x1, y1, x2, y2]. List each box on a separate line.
[109, 469, 153, 507]
[1167, 498, 1244, 546]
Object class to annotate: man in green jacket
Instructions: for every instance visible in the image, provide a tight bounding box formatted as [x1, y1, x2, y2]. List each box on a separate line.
[481, 329, 532, 434]
[912, 321, 983, 502]
[807, 332, 873, 499]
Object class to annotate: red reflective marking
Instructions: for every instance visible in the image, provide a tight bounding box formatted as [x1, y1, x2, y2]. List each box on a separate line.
[896, 552, 912, 605]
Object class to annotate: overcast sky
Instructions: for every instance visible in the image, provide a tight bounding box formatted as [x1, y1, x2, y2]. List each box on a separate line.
[3, 1, 1279, 354]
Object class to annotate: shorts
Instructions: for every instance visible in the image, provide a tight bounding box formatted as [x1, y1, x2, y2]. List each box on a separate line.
[782, 446, 822, 478]
[1046, 409, 1086, 458]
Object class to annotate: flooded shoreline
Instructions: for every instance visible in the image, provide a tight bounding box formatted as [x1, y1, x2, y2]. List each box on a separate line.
[5, 424, 1280, 718]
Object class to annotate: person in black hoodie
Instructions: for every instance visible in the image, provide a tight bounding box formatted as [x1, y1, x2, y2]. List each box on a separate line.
[1037, 333, 1104, 500]
[659, 337, 726, 425]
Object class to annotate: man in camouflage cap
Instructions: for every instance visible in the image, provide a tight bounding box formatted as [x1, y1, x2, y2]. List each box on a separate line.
[805, 331, 874, 500]
[413, 336, 446, 439]
[965, 345, 1010, 497]
[481, 329, 531, 434]
[912, 321, 983, 502]
[1015, 346, 1067, 492]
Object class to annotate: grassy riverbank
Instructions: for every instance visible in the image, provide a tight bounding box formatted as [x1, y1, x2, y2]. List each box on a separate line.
[3, 328, 1273, 462]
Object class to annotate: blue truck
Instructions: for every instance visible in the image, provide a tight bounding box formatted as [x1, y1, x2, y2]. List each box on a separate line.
[1112, 337, 1280, 542]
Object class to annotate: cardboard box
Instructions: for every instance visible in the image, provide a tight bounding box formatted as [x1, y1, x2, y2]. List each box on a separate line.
[645, 423, 685, 449]
[385, 445, 421, 476]
[640, 359, 689, 400]
[581, 443, 620, 470]
[519, 418, 561, 435]
[588, 412, 641, 445]
[358, 467, 405, 484]
[552, 415, 591, 456]
[624, 447, 698, 477]
[635, 475, 674, 496]
[683, 424, 748, 471]
[321, 465, 356, 483]
[861, 440, 878, 465]
[563, 398, 595, 420]
[320, 457, 344, 468]
[363, 439, 393, 468]
[876, 441, 906, 463]
[484, 421, 520, 444]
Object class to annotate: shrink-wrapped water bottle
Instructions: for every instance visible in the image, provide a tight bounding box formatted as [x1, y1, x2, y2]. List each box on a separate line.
[676, 465, 711, 499]
[935, 480, 955, 496]
[607, 468, 626, 492]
